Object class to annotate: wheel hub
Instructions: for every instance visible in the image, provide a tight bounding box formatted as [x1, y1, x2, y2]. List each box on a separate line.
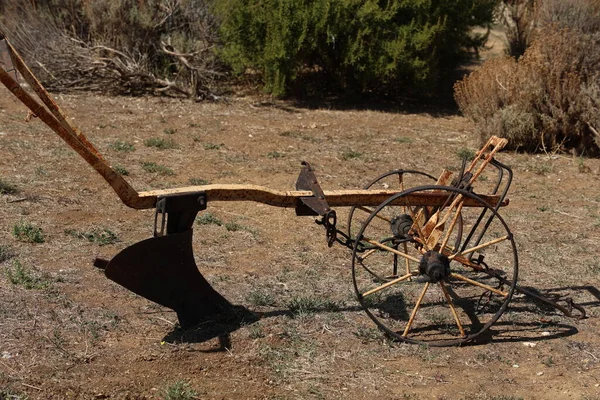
[390, 214, 413, 238]
[418, 250, 450, 283]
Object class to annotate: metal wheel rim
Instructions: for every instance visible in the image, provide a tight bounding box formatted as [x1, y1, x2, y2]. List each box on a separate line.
[351, 184, 518, 347]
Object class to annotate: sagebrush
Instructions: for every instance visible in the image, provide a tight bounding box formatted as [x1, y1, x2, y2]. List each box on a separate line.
[455, 6, 600, 155]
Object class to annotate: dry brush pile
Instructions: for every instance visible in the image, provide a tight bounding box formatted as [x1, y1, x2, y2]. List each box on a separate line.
[455, 0, 600, 155]
[0, 0, 222, 99]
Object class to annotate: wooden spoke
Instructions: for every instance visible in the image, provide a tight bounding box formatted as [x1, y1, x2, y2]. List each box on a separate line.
[362, 272, 416, 297]
[448, 235, 510, 260]
[402, 282, 430, 337]
[403, 242, 411, 276]
[363, 238, 421, 263]
[357, 248, 378, 262]
[440, 281, 465, 337]
[357, 206, 392, 224]
[438, 201, 463, 253]
[449, 273, 508, 297]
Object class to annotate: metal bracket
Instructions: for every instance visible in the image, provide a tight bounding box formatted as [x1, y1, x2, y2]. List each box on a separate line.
[153, 192, 207, 236]
[295, 161, 331, 216]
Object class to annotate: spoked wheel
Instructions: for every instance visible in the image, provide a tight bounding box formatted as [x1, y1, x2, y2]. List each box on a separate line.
[348, 170, 458, 283]
[347, 169, 436, 240]
[352, 185, 518, 346]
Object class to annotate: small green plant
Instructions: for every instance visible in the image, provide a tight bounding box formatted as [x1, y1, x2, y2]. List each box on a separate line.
[287, 295, 339, 316]
[456, 147, 476, 161]
[0, 178, 18, 195]
[279, 130, 318, 142]
[533, 162, 553, 175]
[163, 127, 177, 135]
[188, 178, 209, 185]
[0, 388, 28, 400]
[144, 137, 178, 150]
[395, 137, 413, 144]
[113, 166, 130, 176]
[537, 205, 549, 212]
[203, 142, 223, 150]
[35, 166, 47, 176]
[246, 289, 275, 307]
[65, 228, 120, 245]
[341, 149, 362, 161]
[543, 356, 555, 367]
[162, 380, 198, 400]
[141, 162, 175, 176]
[248, 324, 266, 339]
[197, 212, 223, 226]
[12, 221, 44, 243]
[267, 151, 284, 159]
[353, 326, 384, 342]
[578, 156, 591, 173]
[6, 260, 50, 289]
[0, 245, 14, 263]
[225, 221, 256, 235]
[109, 140, 135, 152]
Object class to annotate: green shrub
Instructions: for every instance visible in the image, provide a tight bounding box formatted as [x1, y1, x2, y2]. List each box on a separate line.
[113, 166, 130, 176]
[188, 177, 209, 185]
[216, 0, 498, 96]
[197, 212, 223, 226]
[13, 221, 44, 243]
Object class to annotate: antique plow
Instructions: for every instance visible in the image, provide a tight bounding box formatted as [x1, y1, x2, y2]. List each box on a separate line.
[0, 32, 585, 346]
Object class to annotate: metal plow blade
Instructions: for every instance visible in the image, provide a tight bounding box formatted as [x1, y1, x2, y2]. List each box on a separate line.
[95, 229, 231, 328]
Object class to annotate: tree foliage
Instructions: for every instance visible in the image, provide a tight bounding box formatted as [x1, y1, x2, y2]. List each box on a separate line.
[216, 0, 499, 96]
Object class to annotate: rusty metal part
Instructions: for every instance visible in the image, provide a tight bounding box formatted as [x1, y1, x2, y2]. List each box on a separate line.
[295, 161, 331, 216]
[95, 192, 232, 328]
[391, 214, 413, 238]
[418, 251, 450, 283]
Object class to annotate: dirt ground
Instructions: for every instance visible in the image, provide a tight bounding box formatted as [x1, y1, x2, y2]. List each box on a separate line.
[1, 77, 600, 400]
